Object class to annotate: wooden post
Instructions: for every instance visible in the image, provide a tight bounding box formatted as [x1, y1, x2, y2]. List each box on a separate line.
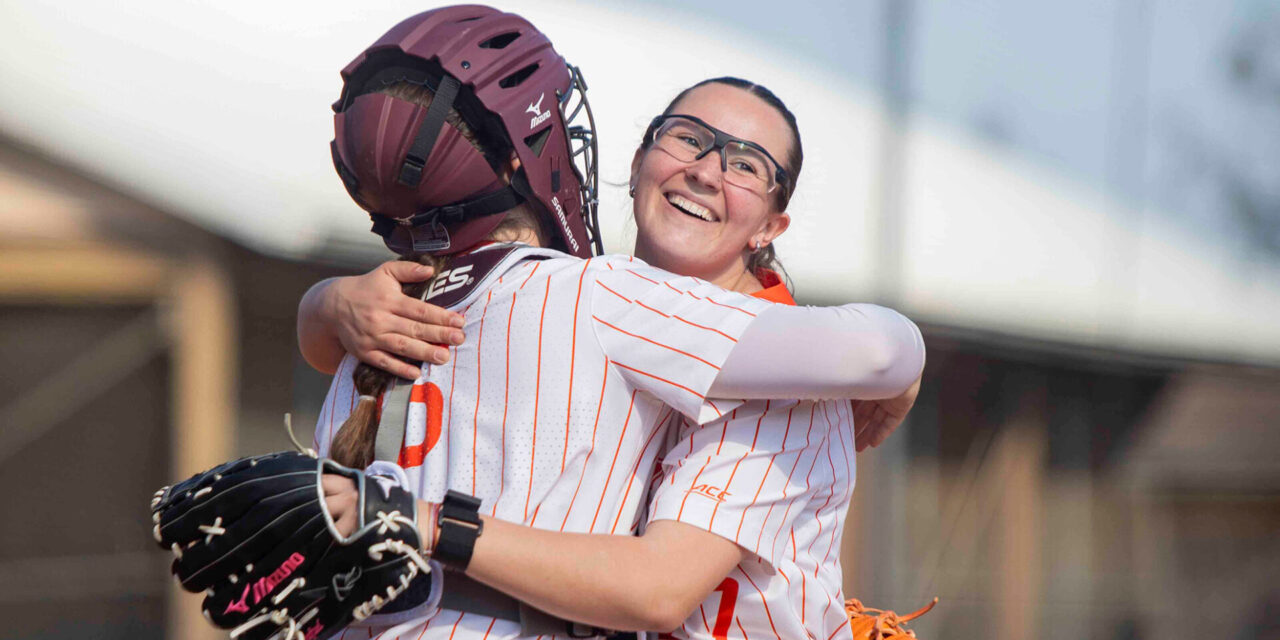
[995, 406, 1046, 640]
[166, 259, 237, 640]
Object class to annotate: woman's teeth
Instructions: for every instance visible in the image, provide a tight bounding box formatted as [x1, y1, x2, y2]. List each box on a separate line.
[667, 193, 714, 222]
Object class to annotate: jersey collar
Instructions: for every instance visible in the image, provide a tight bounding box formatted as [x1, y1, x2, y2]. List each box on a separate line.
[751, 269, 795, 306]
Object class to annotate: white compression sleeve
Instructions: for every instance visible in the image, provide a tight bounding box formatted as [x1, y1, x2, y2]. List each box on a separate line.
[709, 303, 925, 401]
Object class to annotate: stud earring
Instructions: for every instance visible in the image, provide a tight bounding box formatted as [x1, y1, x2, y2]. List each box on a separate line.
[628, 183, 636, 197]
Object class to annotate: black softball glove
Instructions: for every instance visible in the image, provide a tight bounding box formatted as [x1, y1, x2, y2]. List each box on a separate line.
[151, 451, 433, 640]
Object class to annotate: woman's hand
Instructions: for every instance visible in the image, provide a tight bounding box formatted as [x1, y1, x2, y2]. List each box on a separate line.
[299, 260, 467, 380]
[322, 474, 360, 537]
[852, 375, 921, 452]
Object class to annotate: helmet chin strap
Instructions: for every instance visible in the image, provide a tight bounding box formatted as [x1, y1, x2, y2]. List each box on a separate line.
[368, 185, 525, 253]
[396, 75, 461, 188]
[364, 71, 526, 253]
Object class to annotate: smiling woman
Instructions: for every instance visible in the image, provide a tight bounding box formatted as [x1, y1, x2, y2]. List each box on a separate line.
[631, 78, 802, 295]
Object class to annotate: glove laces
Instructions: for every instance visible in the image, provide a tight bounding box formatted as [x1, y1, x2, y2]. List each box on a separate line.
[846, 597, 938, 640]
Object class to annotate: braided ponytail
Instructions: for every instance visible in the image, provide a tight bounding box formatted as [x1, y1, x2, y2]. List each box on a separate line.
[329, 254, 446, 468]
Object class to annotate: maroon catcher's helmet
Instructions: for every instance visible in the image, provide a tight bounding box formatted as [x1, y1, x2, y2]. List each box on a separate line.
[331, 5, 600, 257]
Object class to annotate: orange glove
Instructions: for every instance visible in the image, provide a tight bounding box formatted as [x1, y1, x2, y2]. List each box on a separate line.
[846, 597, 937, 640]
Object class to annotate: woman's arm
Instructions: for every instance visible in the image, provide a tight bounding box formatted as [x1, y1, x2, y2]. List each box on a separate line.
[297, 261, 466, 378]
[468, 517, 743, 631]
[710, 302, 925, 401]
[322, 475, 743, 632]
[301, 264, 923, 401]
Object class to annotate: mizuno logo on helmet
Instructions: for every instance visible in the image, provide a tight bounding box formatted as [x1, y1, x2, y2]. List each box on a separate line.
[527, 92, 551, 129]
[525, 93, 545, 116]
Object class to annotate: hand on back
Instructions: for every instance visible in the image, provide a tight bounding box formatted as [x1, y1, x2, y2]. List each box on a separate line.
[326, 260, 468, 380]
[852, 375, 921, 452]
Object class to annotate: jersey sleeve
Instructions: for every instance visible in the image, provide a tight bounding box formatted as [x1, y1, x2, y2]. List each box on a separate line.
[711, 302, 925, 400]
[646, 399, 850, 567]
[588, 257, 770, 423]
[312, 353, 361, 456]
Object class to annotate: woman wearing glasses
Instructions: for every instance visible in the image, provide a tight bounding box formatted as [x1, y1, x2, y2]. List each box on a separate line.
[304, 77, 922, 639]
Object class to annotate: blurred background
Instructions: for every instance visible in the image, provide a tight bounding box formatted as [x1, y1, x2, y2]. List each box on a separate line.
[1, 1, 1278, 638]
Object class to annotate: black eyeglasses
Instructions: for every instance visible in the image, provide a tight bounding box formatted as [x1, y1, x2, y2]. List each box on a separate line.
[645, 114, 789, 196]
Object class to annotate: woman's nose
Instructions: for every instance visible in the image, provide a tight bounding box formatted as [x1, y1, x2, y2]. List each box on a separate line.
[684, 149, 723, 190]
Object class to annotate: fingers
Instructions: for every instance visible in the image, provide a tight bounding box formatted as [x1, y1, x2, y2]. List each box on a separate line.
[321, 473, 357, 495]
[379, 260, 436, 284]
[322, 474, 359, 537]
[852, 400, 876, 450]
[357, 349, 424, 381]
[391, 296, 466, 332]
[372, 331, 448, 368]
[387, 314, 465, 350]
[856, 405, 901, 452]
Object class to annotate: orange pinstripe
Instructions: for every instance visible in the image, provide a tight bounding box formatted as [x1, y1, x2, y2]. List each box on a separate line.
[559, 355, 610, 532]
[610, 361, 704, 398]
[672, 314, 739, 342]
[560, 261, 590, 472]
[770, 405, 821, 559]
[593, 316, 721, 370]
[806, 423, 840, 576]
[740, 568, 783, 640]
[795, 567, 805, 625]
[491, 288, 519, 517]
[446, 611, 465, 640]
[675, 454, 715, 522]
[523, 276, 552, 523]
[471, 290, 493, 494]
[588, 390, 638, 532]
[737, 403, 796, 546]
[597, 281, 632, 303]
[608, 406, 673, 534]
[823, 613, 849, 640]
[599, 279, 741, 344]
[708, 402, 769, 532]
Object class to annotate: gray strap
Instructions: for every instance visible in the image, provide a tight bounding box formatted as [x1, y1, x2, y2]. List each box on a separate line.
[439, 573, 608, 637]
[439, 573, 521, 622]
[374, 379, 413, 463]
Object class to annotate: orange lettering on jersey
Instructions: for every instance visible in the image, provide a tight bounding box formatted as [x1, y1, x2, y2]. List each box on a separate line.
[687, 484, 731, 503]
[400, 382, 443, 468]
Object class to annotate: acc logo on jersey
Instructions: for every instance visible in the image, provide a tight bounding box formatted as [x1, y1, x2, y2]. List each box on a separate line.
[687, 484, 731, 503]
[425, 264, 475, 301]
[527, 92, 551, 129]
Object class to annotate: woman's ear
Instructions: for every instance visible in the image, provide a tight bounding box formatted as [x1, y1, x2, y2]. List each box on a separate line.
[629, 147, 644, 194]
[499, 151, 522, 180]
[754, 212, 791, 248]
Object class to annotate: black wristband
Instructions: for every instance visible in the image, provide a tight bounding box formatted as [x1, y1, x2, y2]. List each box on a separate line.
[434, 490, 483, 570]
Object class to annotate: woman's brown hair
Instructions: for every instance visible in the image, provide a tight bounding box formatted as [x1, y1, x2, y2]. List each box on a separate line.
[328, 82, 546, 468]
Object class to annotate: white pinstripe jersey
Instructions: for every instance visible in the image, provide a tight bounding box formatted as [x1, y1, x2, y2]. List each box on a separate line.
[312, 245, 774, 639]
[647, 398, 857, 640]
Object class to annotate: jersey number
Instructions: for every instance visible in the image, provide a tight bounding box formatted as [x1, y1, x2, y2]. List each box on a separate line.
[399, 382, 443, 468]
[712, 577, 739, 640]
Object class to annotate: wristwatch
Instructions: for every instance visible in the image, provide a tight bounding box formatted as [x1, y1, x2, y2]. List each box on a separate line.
[434, 490, 484, 570]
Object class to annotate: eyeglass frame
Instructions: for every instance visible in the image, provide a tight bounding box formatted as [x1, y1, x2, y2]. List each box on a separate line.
[642, 114, 790, 195]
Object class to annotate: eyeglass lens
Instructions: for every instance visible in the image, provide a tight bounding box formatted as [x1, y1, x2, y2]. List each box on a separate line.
[653, 118, 777, 193]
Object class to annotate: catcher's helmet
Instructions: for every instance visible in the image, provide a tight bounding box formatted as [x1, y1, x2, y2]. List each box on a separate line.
[331, 5, 600, 257]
